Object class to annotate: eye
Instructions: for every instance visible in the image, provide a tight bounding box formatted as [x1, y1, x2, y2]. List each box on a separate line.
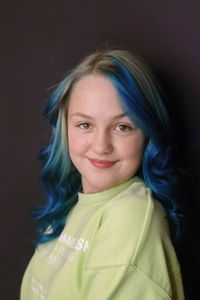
[78, 122, 91, 129]
[115, 124, 133, 133]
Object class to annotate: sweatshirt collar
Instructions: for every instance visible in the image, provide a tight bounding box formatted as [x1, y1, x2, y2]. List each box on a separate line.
[78, 177, 139, 205]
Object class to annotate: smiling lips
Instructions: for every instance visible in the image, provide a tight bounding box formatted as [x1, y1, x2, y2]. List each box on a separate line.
[88, 158, 117, 169]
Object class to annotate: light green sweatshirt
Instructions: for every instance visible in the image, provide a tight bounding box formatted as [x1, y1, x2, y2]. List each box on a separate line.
[20, 177, 185, 299]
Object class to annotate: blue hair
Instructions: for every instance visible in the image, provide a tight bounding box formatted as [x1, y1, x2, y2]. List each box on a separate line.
[33, 77, 82, 243]
[33, 49, 184, 244]
[101, 58, 184, 241]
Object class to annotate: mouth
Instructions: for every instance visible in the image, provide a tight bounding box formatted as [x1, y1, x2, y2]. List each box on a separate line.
[88, 158, 117, 169]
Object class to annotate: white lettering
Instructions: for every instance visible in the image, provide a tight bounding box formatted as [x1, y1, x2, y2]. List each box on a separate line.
[83, 240, 89, 251]
[76, 238, 84, 250]
[70, 236, 77, 248]
[58, 233, 89, 252]
[59, 232, 67, 244]
[31, 277, 47, 300]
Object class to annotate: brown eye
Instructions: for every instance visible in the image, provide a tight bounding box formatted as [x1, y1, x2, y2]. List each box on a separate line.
[115, 124, 132, 132]
[78, 123, 91, 129]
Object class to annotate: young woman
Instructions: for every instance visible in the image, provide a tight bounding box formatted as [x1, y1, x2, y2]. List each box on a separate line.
[20, 47, 185, 299]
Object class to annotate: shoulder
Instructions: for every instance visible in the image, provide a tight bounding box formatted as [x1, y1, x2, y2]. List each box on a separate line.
[104, 178, 169, 240]
[85, 179, 183, 298]
[86, 178, 171, 266]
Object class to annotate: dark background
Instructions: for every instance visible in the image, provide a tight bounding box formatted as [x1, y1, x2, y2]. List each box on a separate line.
[1, 1, 199, 299]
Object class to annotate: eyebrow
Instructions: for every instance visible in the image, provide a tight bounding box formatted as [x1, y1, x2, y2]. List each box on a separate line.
[69, 112, 128, 120]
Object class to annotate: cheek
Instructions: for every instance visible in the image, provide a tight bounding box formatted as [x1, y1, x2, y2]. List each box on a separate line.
[117, 136, 145, 160]
[68, 131, 89, 154]
[68, 130, 78, 153]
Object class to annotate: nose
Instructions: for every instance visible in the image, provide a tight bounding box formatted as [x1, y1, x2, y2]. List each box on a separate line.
[92, 130, 113, 154]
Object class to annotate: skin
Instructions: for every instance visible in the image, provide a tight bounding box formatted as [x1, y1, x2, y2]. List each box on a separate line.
[67, 73, 145, 194]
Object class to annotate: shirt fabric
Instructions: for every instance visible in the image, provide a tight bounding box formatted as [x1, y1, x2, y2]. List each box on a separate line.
[20, 176, 185, 299]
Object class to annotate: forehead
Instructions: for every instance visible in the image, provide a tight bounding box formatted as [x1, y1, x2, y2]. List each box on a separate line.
[70, 73, 117, 96]
[68, 73, 124, 113]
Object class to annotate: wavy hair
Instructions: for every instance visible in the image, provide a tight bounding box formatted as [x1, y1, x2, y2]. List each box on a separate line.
[33, 47, 184, 244]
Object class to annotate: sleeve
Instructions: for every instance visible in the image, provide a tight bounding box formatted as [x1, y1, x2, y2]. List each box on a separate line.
[79, 191, 184, 299]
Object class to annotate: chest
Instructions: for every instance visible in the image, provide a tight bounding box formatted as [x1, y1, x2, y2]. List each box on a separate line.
[21, 204, 105, 300]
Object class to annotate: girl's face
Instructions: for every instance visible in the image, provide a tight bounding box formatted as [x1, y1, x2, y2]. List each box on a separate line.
[67, 73, 145, 193]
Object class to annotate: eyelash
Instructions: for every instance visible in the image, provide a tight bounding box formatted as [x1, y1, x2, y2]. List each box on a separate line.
[77, 122, 91, 130]
[115, 124, 133, 132]
[77, 122, 134, 133]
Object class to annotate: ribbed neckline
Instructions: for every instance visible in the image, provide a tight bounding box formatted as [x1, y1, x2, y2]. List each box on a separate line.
[77, 176, 139, 206]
